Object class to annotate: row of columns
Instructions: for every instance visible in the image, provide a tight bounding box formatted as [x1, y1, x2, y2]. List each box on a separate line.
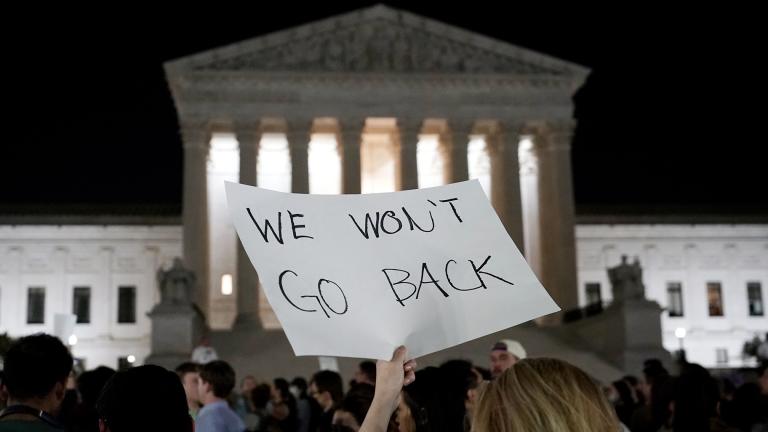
[181, 117, 577, 327]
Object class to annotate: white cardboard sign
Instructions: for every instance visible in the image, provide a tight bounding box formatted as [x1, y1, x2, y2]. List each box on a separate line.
[226, 180, 559, 360]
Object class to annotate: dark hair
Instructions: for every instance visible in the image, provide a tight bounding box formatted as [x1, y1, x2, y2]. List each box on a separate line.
[612, 380, 634, 406]
[3, 333, 73, 400]
[339, 383, 375, 425]
[402, 367, 443, 432]
[622, 374, 644, 405]
[643, 359, 669, 383]
[273, 378, 299, 431]
[274, 378, 291, 400]
[358, 361, 376, 383]
[77, 366, 116, 406]
[96, 365, 192, 432]
[311, 370, 343, 403]
[611, 379, 637, 426]
[438, 360, 476, 432]
[757, 361, 768, 378]
[200, 360, 236, 398]
[721, 382, 765, 431]
[672, 363, 719, 432]
[174, 362, 200, 377]
[291, 376, 308, 398]
[622, 375, 639, 387]
[251, 384, 272, 409]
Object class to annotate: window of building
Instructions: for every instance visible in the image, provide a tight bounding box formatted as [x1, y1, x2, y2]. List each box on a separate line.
[715, 348, 728, 365]
[667, 282, 684, 317]
[117, 286, 136, 324]
[27, 287, 45, 324]
[73, 286, 91, 324]
[585, 283, 602, 305]
[707, 282, 724, 317]
[747, 282, 764, 317]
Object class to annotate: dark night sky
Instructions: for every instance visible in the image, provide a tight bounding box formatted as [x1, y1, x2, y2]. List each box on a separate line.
[3, 4, 765, 215]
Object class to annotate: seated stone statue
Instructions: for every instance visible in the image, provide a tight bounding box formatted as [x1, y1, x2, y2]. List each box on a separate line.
[157, 258, 196, 305]
[607, 255, 646, 303]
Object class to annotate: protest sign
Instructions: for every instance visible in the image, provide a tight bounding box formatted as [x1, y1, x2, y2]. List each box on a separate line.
[226, 180, 559, 359]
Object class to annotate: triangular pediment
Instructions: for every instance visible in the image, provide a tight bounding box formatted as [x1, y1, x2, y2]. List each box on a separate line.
[166, 5, 588, 77]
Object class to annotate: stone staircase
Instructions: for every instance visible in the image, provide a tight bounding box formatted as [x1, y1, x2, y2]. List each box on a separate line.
[210, 320, 628, 385]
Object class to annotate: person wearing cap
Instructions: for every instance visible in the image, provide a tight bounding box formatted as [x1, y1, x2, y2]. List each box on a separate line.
[489, 339, 526, 378]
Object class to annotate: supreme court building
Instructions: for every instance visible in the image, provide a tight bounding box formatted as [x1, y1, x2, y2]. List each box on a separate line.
[1, 6, 765, 371]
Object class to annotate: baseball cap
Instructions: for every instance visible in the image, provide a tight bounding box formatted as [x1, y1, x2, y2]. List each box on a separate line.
[491, 339, 527, 360]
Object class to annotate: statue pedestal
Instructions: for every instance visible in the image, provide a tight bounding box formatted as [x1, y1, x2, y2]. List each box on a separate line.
[565, 299, 674, 374]
[232, 312, 263, 332]
[145, 303, 206, 370]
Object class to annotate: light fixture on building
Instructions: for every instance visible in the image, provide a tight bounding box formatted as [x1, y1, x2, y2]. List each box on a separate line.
[674, 327, 687, 363]
[68, 334, 78, 346]
[127, 355, 136, 364]
[221, 274, 233, 295]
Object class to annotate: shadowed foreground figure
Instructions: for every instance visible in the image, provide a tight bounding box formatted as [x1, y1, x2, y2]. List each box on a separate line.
[96, 365, 192, 432]
[0, 333, 73, 431]
[357, 348, 620, 432]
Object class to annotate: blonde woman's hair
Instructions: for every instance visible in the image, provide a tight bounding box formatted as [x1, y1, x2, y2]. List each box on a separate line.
[472, 357, 620, 432]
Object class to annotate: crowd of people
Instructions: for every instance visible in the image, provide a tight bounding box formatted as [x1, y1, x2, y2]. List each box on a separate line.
[1, 333, 767, 431]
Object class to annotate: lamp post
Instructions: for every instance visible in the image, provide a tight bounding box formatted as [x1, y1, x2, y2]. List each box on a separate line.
[675, 327, 687, 363]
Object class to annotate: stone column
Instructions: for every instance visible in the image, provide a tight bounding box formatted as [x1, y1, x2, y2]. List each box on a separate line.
[397, 119, 421, 190]
[523, 120, 579, 320]
[181, 119, 211, 317]
[287, 121, 312, 194]
[6, 247, 22, 326]
[445, 120, 473, 183]
[233, 123, 262, 330]
[99, 246, 115, 334]
[488, 121, 525, 252]
[339, 119, 364, 194]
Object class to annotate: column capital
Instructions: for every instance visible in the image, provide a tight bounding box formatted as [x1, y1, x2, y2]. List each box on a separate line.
[521, 119, 575, 149]
[487, 123, 524, 156]
[285, 117, 315, 133]
[521, 118, 574, 131]
[338, 117, 366, 131]
[339, 118, 363, 194]
[338, 119, 365, 151]
[396, 118, 424, 134]
[337, 118, 364, 155]
[443, 119, 475, 151]
[286, 119, 311, 194]
[233, 121, 262, 141]
[447, 118, 476, 134]
[180, 119, 212, 150]
[285, 131, 312, 152]
[285, 118, 313, 150]
[396, 119, 423, 152]
[497, 119, 527, 135]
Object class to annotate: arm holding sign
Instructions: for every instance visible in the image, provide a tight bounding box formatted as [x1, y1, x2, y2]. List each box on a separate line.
[359, 346, 417, 432]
